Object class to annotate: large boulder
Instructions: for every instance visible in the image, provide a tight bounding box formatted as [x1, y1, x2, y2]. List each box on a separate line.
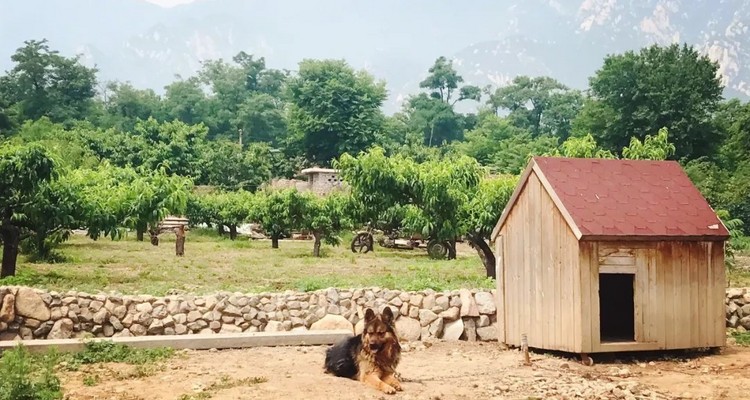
[310, 314, 353, 333]
[443, 319, 464, 341]
[395, 317, 421, 342]
[47, 318, 74, 340]
[0, 294, 15, 323]
[15, 288, 50, 321]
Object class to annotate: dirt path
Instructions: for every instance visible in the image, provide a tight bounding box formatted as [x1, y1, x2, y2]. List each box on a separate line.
[60, 341, 750, 400]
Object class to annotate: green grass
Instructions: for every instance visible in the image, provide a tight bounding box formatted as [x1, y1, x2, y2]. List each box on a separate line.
[1, 229, 494, 295]
[732, 331, 750, 347]
[0, 341, 176, 399]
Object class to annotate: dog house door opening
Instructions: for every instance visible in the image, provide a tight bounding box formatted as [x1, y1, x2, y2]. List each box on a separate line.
[598, 273, 635, 342]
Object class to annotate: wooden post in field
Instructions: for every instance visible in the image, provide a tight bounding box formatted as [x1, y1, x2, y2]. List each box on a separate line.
[175, 225, 186, 257]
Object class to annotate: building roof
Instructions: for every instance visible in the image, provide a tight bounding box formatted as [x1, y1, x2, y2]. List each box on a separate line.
[300, 167, 339, 175]
[492, 156, 730, 241]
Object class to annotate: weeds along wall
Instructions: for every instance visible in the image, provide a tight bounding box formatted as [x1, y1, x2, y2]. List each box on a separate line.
[0, 286, 748, 342]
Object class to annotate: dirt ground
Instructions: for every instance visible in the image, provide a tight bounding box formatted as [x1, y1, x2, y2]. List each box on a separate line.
[60, 341, 750, 400]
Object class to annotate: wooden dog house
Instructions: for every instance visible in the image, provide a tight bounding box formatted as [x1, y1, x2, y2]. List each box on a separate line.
[490, 156, 729, 361]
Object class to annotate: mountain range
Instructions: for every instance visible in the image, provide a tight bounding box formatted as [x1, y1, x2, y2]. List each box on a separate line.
[1, 0, 748, 114]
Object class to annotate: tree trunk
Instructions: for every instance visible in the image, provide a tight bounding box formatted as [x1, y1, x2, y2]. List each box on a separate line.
[271, 234, 279, 249]
[229, 225, 238, 240]
[217, 225, 225, 236]
[175, 226, 185, 257]
[34, 231, 49, 259]
[0, 220, 20, 278]
[468, 234, 496, 279]
[447, 239, 457, 260]
[312, 231, 322, 257]
[136, 223, 146, 242]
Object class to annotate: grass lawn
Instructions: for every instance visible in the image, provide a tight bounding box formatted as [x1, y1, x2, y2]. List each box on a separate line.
[3, 229, 749, 296]
[0, 229, 494, 296]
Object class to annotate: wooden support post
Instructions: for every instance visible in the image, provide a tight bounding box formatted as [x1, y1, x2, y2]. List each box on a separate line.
[521, 333, 531, 365]
[175, 225, 186, 257]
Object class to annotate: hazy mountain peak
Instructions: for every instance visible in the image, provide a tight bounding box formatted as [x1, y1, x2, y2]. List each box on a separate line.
[2, 0, 748, 115]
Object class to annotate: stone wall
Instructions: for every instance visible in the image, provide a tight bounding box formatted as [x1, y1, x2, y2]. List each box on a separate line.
[726, 288, 750, 331]
[0, 286, 747, 343]
[0, 286, 498, 342]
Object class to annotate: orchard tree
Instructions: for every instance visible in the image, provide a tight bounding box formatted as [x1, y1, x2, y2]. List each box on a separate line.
[401, 155, 484, 260]
[299, 192, 353, 257]
[575, 43, 723, 159]
[286, 59, 387, 166]
[251, 188, 307, 249]
[0, 143, 56, 277]
[19, 166, 123, 259]
[114, 167, 192, 241]
[335, 147, 411, 232]
[208, 190, 255, 240]
[461, 175, 518, 278]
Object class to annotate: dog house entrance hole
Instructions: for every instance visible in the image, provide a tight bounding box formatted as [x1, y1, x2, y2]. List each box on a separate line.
[598, 273, 635, 342]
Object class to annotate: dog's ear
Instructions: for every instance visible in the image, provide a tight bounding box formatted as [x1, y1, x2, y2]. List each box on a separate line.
[364, 308, 376, 323]
[381, 306, 394, 325]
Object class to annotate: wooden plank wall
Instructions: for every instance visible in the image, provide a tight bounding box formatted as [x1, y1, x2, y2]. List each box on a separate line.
[499, 171, 581, 352]
[579, 241, 726, 353]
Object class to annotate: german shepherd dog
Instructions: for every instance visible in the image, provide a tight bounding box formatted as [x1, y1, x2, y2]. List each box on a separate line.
[324, 307, 403, 394]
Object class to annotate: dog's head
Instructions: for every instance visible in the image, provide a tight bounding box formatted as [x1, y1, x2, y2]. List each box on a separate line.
[362, 307, 397, 355]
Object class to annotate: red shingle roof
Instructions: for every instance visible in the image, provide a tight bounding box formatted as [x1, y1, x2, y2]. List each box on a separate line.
[531, 156, 729, 240]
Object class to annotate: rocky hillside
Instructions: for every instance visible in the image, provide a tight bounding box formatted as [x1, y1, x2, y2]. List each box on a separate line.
[1, 0, 748, 113]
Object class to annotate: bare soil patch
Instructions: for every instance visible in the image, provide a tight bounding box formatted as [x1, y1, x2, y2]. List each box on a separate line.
[60, 341, 750, 400]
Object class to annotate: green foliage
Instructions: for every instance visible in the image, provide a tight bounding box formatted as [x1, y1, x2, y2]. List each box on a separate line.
[198, 141, 274, 192]
[403, 93, 465, 146]
[298, 192, 353, 255]
[251, 188, 308, 246]
[335, 146, 412, 231]
[487, 76, 583, 139]
[456, 113, 558, 174]
[420, 56, 481, 106]
[0, 345, 61, 400]
[401, 155, 484, 243]
[621, 127, 676, 160]
[286, 59, 387, 166]
[461, 175, 518, 238]
[115, 167, 193, 235]
[0, 39, 98, 125]
[579, 43, 723, 159]
[545, 134, 616, 159]
[716, 209, 745, 270]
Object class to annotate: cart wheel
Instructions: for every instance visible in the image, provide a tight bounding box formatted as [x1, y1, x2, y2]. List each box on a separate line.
[350, 233, 373, 253]
[427, 240, 449, 260]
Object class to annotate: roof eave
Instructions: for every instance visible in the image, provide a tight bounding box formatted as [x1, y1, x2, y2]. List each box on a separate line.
[579, 234, 731, 242]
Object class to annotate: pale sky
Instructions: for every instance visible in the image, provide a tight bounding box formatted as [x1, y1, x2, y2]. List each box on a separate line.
[144, 0, 196, 7]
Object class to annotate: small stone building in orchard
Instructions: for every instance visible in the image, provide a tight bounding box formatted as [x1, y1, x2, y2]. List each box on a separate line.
[490, 156, 730, 358]
[300, 167, 345, 195]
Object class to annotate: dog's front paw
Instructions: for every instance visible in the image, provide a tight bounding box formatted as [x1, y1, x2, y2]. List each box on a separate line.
[380, 383, 397, 395]
[383, 374, 402, 391]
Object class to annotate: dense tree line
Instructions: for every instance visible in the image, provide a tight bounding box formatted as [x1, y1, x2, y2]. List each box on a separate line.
[1, 38, 748, 278]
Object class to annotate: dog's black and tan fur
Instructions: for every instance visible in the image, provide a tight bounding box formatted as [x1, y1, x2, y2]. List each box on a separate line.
[324, 307, 403, 394]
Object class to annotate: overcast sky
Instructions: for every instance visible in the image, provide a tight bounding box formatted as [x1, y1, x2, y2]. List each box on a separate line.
[144, 0, 196, 7]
